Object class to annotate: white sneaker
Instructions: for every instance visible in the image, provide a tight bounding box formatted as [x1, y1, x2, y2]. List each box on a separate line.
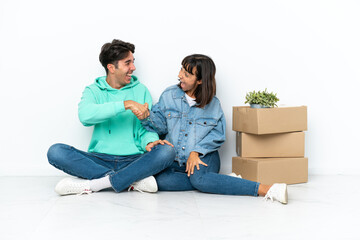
[227, 172, 242, 178]
[264, 183, 288, 204]
[55, 177, 92, 196]
[128, 176, 158, 193]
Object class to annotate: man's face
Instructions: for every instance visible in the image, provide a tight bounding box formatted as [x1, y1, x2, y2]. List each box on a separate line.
[111, 51, 136, 87]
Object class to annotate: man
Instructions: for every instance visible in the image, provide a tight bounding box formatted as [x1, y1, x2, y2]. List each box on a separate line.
[47, 39, 175, 195]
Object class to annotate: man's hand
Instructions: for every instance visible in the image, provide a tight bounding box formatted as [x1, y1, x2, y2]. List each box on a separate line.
[124, 100, 150, 119]
[185, 152, 208, 177]
[133, 103, 150, 120]
[146, 140, 174, 152]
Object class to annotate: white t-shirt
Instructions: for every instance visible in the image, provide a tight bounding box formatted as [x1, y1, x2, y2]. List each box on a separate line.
[185, 93, 196, 107]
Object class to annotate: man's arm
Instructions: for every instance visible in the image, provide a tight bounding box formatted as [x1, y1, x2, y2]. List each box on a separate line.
[78, 86, 151, 126]
[125, 101, 149, 120]
[78, 87, 127, 126]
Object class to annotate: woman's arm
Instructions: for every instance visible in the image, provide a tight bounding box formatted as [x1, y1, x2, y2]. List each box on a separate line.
[141, 95, 169, 136]
[192, 113, 226, 157]
[186, 105, 226, 175]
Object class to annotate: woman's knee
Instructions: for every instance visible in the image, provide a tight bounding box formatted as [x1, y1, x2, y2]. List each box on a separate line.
[189, 172, 206, 191]
[201, 151, 221, 173]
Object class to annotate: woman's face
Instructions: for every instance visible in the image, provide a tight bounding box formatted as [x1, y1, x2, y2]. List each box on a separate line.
[178, 66, 202, 97]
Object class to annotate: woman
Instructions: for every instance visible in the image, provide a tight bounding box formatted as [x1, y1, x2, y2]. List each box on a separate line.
[138, 54, 287, 204]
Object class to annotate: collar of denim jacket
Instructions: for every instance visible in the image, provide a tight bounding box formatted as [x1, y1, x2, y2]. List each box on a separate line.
[172, 84, 205, 108]
[172, 85, 185, 99]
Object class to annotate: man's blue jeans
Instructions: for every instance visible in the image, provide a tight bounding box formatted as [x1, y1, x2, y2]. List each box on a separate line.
[47, 143, 175, 192]
[155, 151, 260, 196]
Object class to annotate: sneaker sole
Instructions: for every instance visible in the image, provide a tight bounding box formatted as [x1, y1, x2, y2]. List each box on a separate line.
[55, 178, 91, 196]
[283, 185, 288, 204]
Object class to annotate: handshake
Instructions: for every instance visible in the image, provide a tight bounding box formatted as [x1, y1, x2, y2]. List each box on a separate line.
[124, 100, 150, 120]
[124, 100, 173, 151]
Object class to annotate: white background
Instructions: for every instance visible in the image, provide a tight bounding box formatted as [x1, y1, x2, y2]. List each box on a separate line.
[1, 0, 359, 176]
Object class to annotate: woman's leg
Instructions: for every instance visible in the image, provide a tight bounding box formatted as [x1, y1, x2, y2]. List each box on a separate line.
[155, 161, 195, 191]
[189, 151, 260, 196]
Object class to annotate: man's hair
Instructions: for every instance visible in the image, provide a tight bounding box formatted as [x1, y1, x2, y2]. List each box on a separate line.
[179, 54, 216, 108]
[99, 39, 135, 74]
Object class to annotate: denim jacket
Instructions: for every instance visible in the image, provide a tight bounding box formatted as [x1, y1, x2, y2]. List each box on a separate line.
[141, 85, 226, 165]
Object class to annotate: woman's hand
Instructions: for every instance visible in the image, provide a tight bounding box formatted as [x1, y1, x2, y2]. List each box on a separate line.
[132, 103, 150, 120]
[186, 152, 208, 177]
[146, 140, 174, 152]
[124, 100, 150, 119]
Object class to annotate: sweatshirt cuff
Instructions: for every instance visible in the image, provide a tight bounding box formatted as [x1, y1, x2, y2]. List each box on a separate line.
[113, 101, 125, 115]
[141, 132, 159, 151]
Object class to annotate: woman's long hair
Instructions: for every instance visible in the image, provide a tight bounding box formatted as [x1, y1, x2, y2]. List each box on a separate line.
[179, 54, 216, 108]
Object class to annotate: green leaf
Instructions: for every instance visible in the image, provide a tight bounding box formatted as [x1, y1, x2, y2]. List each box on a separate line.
[244, 89, 279, 108]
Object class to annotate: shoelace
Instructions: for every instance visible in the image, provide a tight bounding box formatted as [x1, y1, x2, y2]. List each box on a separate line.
[68, 182, 92, 195]
[128, 185, 144, 193]
[76, 189, 92, 195]
[263, 192, 274, 202]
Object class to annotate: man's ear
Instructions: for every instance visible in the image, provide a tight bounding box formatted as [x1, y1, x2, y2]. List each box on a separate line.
[107, 64, 115, 73]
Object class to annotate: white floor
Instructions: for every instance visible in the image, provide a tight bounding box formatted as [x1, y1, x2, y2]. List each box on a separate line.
[1, 175, 359, 240]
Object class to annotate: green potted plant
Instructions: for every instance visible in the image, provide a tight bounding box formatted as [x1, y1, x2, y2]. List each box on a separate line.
[245, 89, 279, 108]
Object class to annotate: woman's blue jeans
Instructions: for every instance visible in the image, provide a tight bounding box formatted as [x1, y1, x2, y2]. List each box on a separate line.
[155, 151, 260, 196]
[47, 143, 175, 192]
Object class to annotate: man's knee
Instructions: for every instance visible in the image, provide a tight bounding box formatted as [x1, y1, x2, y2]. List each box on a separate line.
[152, 144, 176, 166]
[47, 143, 67, 166]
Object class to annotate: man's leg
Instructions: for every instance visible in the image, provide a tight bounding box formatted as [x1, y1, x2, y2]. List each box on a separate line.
[109, 144, 175, 192]
[189, 151, 260, 196]
[48, 143, 175, 194]
[47, 143, 114, 179]
[48, 143, 122, 194]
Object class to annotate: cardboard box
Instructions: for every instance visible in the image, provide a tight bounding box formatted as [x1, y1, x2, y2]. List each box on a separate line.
[232, 157, 308, 185]
[232, 106, 307, 134]
[236, 132, 305, 157]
